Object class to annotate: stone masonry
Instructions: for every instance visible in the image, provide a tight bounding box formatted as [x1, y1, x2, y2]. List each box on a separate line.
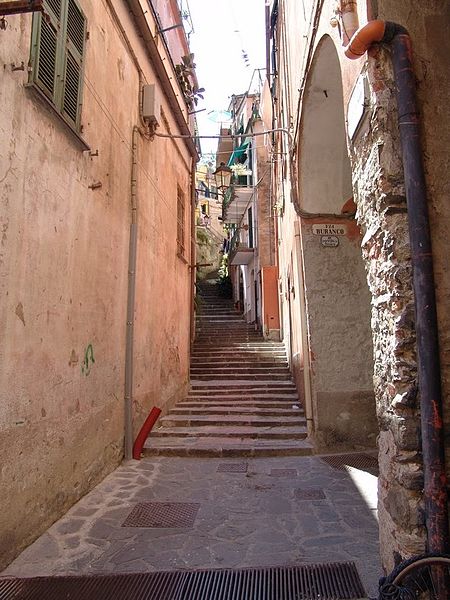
[348, 47, 425, 569]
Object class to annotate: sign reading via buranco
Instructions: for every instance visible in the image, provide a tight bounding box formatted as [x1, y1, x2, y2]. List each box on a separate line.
[312, 224, 347, 236]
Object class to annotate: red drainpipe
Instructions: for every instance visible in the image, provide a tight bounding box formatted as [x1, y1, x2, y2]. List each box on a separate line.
[132, 407, 161, 460]
[345, 21, 449, 554]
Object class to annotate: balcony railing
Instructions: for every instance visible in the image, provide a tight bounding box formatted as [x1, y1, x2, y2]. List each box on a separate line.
[222, 183, 254, 225]
[228, 228, 254, 266]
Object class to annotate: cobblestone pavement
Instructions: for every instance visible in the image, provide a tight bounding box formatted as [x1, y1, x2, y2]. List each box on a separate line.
[3, 455, 381, 598]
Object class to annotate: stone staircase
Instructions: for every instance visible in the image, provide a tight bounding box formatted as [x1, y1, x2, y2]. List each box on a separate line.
[143, 280, 312, 457]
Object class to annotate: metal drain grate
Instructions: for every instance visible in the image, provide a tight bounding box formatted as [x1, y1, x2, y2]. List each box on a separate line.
[217, 462, 248, 473]
[270, 468, 297, 477]
[320, 453, 379, 475]
[294, 488, 326, 500]
[0, 562, 366, 599]
[121, 502, 200, 528]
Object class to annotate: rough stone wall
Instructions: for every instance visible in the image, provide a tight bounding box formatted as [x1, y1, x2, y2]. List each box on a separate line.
[347, 0, 450, 571]
[348, 49, 425, 568]
[374, 0, 450, 514]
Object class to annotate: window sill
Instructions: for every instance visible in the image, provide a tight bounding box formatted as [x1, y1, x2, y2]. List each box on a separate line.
[26, 83, 90, 152]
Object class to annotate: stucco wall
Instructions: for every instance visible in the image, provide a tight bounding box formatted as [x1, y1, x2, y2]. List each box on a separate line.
[301, 220, 375, 447]
[0, 1, 193, 569]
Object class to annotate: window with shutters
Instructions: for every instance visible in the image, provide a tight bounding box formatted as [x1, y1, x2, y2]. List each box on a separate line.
[177, 186, 186, 257]
[29, 0, 86, 131]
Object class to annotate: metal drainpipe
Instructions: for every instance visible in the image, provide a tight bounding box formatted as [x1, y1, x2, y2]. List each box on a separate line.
[124, 126, 139, 460]
[346, 21, 449, 553]
[293, 220, 314, 435]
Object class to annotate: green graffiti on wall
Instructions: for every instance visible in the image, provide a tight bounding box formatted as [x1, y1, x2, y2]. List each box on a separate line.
[81, 344, 95, 376]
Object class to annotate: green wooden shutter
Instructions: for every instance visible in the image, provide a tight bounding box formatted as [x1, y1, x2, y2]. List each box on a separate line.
[30, 0, 86, 131]
[31, 1, 61, 100]
[61, 0, 86, 127]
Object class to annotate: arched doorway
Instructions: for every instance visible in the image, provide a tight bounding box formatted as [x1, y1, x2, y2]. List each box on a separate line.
[295, 35, 376, 448]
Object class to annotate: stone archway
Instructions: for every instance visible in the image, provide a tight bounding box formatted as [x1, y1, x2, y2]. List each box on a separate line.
[294, 35, 377, 449]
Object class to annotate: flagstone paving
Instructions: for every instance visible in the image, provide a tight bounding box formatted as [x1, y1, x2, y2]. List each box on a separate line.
[3, 454, 381, 598]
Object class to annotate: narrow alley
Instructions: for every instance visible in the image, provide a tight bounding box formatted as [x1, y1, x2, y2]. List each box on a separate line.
[1, 0, 450, 598]
[2, 276, 381, 597]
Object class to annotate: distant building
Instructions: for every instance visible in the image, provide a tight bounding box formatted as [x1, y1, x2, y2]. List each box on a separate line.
[221, 91, 280, 340]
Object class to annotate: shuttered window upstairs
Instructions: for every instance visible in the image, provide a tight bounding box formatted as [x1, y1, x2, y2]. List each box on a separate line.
[29, 0, 86, 131]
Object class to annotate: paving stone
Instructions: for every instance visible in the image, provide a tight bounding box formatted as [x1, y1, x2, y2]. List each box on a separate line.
[62, 536, 80, 550]
[3, 455, 381, 595]
[72, 507, 99, 517]
[55, 519, 85, 535]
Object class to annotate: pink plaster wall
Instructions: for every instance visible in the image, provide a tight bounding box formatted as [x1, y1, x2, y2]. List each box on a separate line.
[0, 0, 194, 568]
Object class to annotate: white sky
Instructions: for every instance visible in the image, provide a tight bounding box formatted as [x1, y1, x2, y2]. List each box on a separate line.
[185, 0, 267, 158]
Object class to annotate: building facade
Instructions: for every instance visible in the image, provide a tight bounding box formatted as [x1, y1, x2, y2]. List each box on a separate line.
[0, 0, 197, 568]
[222, 91, 280, 340]
[268, 0, 450, 570]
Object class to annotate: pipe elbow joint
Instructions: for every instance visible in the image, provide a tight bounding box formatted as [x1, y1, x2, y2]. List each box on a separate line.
[344, 20, 386, 59]
[344, 20, 409, 60]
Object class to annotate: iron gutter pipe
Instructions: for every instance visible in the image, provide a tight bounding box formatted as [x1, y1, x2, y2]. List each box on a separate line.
[346, 21, 449, 553]
[0, 0, 43, 15]
[124, 126, 140, 460]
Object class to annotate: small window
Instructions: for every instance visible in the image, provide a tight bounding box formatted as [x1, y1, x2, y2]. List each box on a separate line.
[177, 186, 186, 257]
[29, 0, 86, 130]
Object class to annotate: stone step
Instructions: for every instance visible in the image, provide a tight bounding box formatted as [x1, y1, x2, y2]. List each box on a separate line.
[196, 315, 244, 319]
[159, 414, 303, 427]
[195, 335, 263, 340]
[190, 366, 290, 374]
[191, 346, 286, 359]
[152, 425, 307, 439]
[190, 370, 291, 376]
[193, 342, 286, 348]
[142, 437, 313, 458]
[170, 406, 304, 417]
[191, 358, 288, 364]
[189, 382, 297, 391]
[187, 390, 298, 397]
[191, 363, 288, 370]
[189, 374, 293, 381]
[181, 399, 300, 408]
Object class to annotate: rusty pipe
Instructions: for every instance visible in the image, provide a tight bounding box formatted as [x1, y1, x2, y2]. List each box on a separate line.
[346, 21, 449, 554]
[0, 0, 43, 15]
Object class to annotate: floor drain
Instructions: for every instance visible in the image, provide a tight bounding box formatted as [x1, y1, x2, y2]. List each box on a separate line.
[121, 502, 200, 528]
[217, 462, 248, 473]
[0, 562, 367, 599]
[294, 488, 326, 500]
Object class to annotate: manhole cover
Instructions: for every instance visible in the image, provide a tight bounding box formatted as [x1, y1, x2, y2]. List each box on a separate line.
[0, 562, 367, 599]
[121, 502, 200, 528]
[270, 468, 297, 477]
[320, 453, 379, 475]
[217, 462, 248, 473]
[294, 488, 326, 500]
